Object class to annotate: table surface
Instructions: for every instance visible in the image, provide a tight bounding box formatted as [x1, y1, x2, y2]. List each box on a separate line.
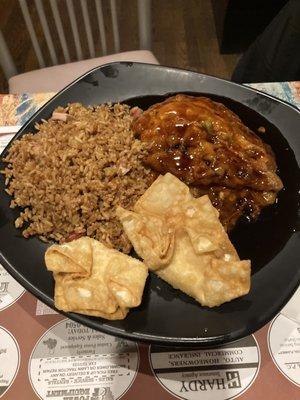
[0, 83, 299, 400]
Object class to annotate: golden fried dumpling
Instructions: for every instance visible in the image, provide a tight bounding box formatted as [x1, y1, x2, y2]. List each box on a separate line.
[45, 237, 148, 319]
[117, 173, 251, 307]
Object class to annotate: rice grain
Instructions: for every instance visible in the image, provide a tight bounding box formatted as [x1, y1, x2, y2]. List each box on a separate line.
[1, 103, 155, 252]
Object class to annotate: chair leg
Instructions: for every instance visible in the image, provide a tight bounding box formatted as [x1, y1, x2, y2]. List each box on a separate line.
[0, 30, 17, 79]
[138, 0, 152, 50]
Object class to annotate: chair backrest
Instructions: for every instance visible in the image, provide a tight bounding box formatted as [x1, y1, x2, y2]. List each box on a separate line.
[0, 0, 151, 79]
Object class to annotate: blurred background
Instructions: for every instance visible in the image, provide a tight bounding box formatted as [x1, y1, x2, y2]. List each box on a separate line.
[0, 0, 289, 92]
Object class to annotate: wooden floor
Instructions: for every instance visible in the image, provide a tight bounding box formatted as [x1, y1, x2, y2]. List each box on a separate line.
[0, 0, 239, 93]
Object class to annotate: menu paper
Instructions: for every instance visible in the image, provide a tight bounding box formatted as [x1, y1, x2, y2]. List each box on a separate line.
[0, 133, 14, 153]
[281, 287, 300, 324]
[29, 320, 139, 400]
[35, 300, 57, 316]
[268, 314, 300, 387]
[0, 326, 20, 398]
[0, 264, 25, 311]
[149, 335, 260, 400]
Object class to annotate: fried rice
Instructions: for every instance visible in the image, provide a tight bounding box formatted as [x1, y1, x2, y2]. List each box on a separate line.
[1, 103, 155, 253]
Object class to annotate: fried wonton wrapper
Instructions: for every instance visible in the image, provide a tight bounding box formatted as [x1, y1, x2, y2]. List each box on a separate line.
[117, 173, 251, 307]
[45, 237, 148, 319]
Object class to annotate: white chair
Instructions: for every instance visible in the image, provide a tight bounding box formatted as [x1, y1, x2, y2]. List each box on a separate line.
[0, 0, 158, 93]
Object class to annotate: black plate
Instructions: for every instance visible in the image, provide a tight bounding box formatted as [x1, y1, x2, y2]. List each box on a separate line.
[1, 63, 299, 346]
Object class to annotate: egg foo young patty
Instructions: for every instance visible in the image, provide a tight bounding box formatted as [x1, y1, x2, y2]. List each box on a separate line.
[1, 103, 155, 252]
